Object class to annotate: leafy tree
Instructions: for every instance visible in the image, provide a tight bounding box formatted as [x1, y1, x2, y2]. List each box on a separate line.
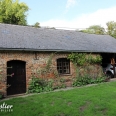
[80, 25, 105, 35]
[106, 21, 116, 38]
[33, 22, 40, 28]
[0, 0, 29, 25]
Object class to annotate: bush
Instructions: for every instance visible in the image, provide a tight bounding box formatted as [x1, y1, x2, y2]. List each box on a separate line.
[73, 75, 107, 87]
[28, 78, 54, 93]
[0, 92, 3, 99]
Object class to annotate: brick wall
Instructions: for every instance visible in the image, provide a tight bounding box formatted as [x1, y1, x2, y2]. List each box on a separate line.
[0, 51, 75, 96]
[0, 51, 102, 97]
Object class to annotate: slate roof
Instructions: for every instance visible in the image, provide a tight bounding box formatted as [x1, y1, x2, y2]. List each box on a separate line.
[0, 23, 116, 53]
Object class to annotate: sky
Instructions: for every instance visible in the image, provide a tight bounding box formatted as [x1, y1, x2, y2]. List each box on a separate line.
[20, 0, 116, 30]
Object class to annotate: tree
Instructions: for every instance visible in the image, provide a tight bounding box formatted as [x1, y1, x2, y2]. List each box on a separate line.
[33, 22, 40, 28]
[106, 21, 116, 38]
[0, 0, 29, 25]
[80, 25, 105, 35]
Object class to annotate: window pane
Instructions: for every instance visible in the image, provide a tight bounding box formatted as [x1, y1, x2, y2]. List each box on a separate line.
[57, 58, 70, 74]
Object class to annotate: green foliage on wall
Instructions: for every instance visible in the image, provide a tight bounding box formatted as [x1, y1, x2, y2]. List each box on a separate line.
[68, 53, 102, 66]
[68, 53, 107, 87]
[28, 53, 67, 93]
[28, 52, 107, 93]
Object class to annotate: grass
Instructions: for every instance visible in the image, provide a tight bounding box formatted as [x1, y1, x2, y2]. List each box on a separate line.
[1, 81, 116, 116]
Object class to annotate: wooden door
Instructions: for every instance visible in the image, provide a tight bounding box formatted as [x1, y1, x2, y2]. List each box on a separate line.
[7, 60, 26, 95]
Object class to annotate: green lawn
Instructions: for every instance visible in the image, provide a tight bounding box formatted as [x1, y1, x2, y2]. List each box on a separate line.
[1, 81, 116, 116]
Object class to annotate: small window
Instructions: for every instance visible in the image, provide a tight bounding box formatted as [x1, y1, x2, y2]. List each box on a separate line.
[57, 58, 70, 74]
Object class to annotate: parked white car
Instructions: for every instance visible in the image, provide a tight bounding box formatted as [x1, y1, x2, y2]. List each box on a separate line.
[103, 64, 116, 78]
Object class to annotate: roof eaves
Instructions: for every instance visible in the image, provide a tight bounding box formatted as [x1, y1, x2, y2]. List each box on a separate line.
[0, 48, 115, 53]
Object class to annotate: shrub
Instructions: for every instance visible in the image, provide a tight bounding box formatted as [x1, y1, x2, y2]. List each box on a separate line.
[28, 78, 54, 93]
[0, 92, 3, 99]
[72, 75, 107, 87]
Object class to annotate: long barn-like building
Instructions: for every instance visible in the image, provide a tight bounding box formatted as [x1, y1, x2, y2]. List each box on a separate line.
[0, 23, 116, 97]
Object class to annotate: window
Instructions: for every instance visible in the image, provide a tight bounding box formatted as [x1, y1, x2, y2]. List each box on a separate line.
[57, 58, 70, 74]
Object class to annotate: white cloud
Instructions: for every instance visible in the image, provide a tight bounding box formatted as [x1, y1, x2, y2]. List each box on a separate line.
[40, 7, 116, 30]
[64, 0, 77, 13]
[66, 0, 76, 9]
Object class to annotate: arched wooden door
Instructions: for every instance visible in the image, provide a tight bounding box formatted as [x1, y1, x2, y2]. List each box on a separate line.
[7, 60, 26, 95]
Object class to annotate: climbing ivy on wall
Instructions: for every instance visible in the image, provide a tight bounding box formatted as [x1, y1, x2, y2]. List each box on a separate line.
[28, 52, 106, 93]
[28, 53, 66, 93]
[68, 53, 106, 87]
[68, 53, 102, 66]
